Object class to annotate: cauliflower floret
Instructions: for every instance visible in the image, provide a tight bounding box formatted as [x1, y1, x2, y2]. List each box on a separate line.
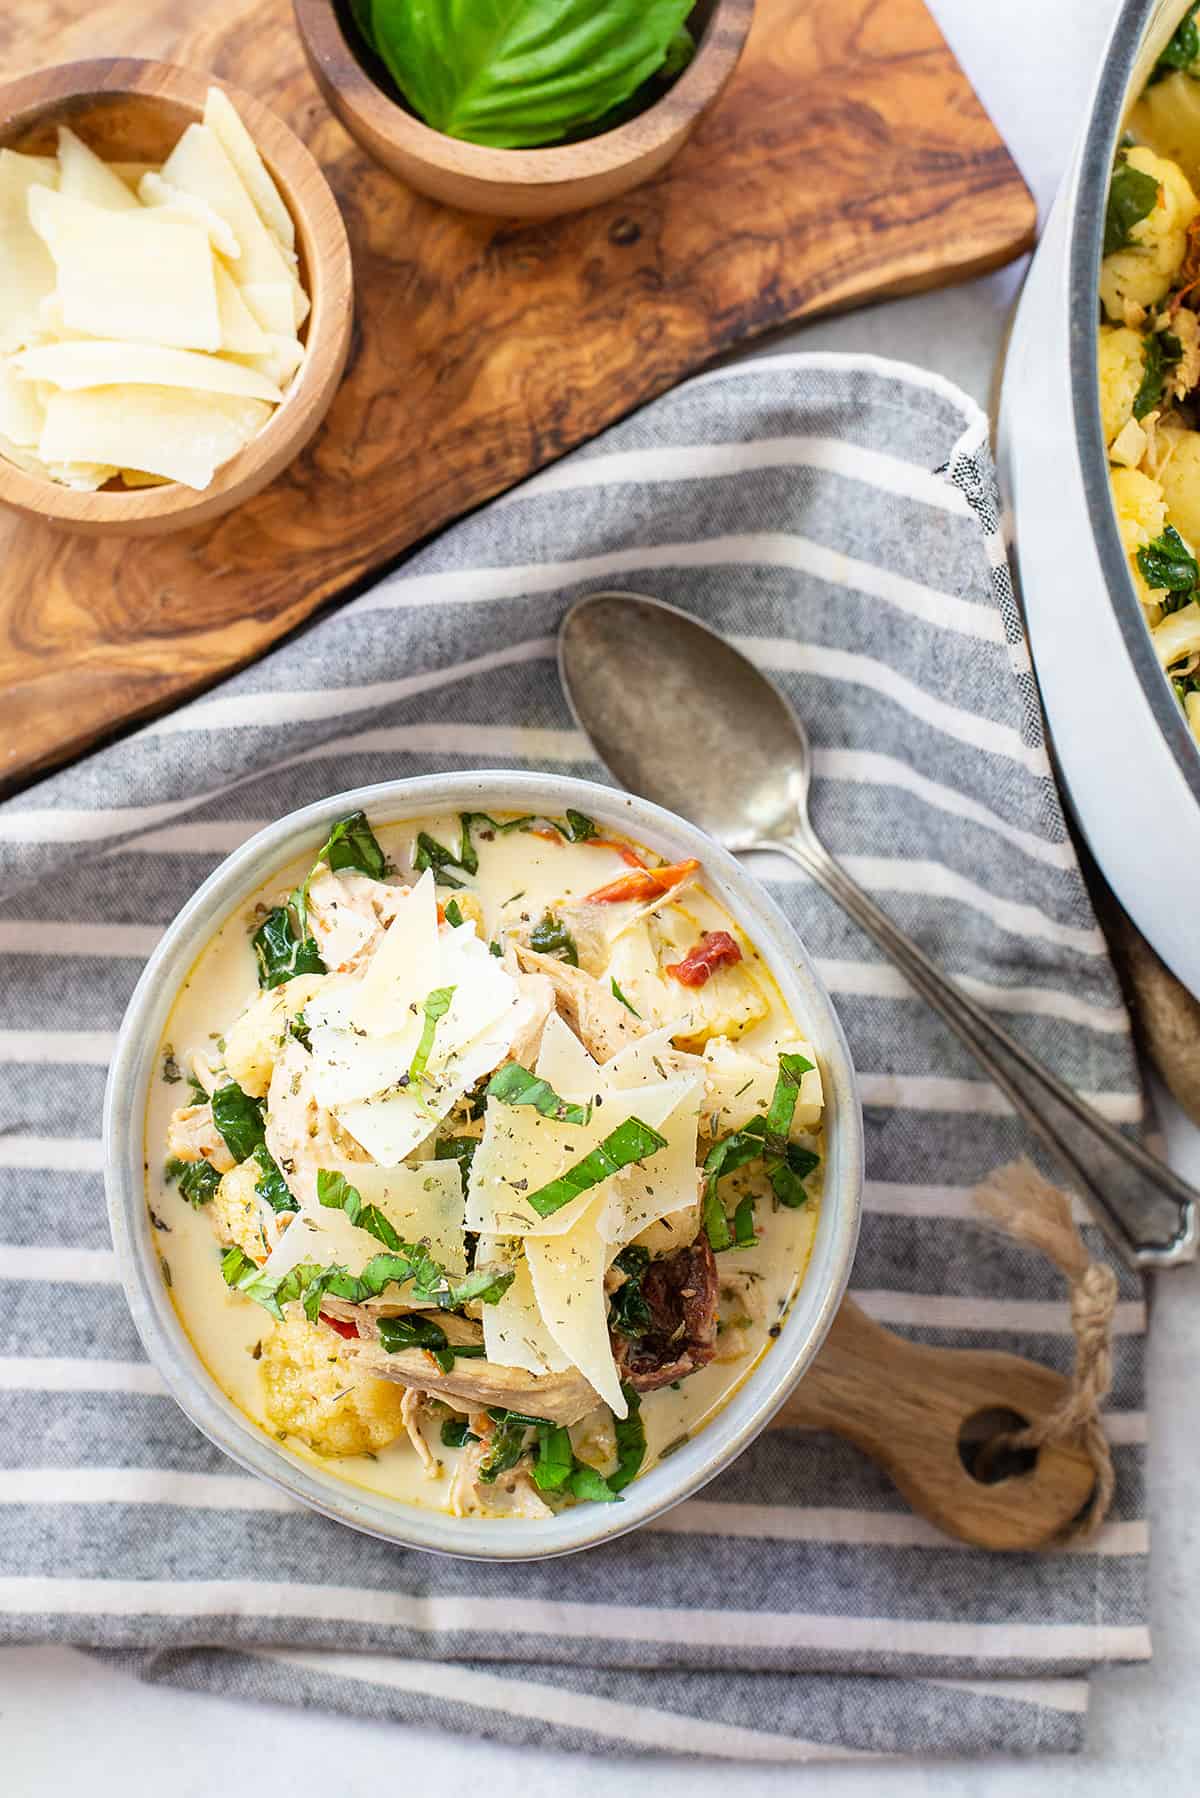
[166, 1102, 234, 1172]
[259, 1314, 407, 1458]
[1100, 147, 1199, 320]
[209, 1157, 278, 1259]
[1098, 324, 1147, 446]
[1109, 464, 1169, 610]
[223, 973, 326, 1099]
[1152, 423, 1200, 545]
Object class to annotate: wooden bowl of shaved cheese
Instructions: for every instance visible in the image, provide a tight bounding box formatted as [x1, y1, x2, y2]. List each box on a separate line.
[0, 58, 352, 534]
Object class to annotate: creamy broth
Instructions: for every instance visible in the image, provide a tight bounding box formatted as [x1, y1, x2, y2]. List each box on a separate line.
[146, 811, 822, 1518]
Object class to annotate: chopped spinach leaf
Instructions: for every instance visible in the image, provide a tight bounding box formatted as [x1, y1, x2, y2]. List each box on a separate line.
[608, 1244, 652, 1338]
[211, 1080, 266, 1164]
[610, 976, 641, 1017]
[732, 1193, 757, 1248]
[486, 1061, 592, 1126]
[251, 1143, 296, 1215]
[478, 1411, 532, 1483]
[252, 905, 325, 990]
[763, 1052, 816, 1139]
[523, 1115, 667, 1219]
[441, 1417, 476, 1449]
[567, 1461, 620, 1503]
[1153, 2, 1200, 80]
[186, 1073, 209, 1105]
[319, 809, 387, 882]
[529, 911, 579, 965]
[531, 1424, 576, 1491]
[609, 1384, 646, 1492]
[443, 897, 464, 928]
[410, 985, 456, 1083]
[165, 1155, 221, 1208]
[412, 830, 468, 888]
[1133, 329, 1182, 420]
[1104, 158, 1161, 258]
[1137, 522, 1199, 591]
[435, 1134, 480, 1182]
[375, 1312, 476, 1372]
[562, 809, 598, 842]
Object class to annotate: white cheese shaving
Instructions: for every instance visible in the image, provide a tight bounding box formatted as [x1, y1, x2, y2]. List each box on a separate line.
[0, 150, 58, 350]
[478, 1238, 571, 1374]
[213, 261, 270, 353]
[526, 1194, 627, 1417]
[138, 170, 242, 260]
[204, 84, 295, 251]
[37, 385, 270, 489]
[160, 124, 301, 309]
[56, 127, 139, 212]
[14, 339, 281, 402]
[534, 1009, 601, 1098]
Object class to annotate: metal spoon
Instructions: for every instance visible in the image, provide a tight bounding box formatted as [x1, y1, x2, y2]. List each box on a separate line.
[558, 590, 1199, 1270]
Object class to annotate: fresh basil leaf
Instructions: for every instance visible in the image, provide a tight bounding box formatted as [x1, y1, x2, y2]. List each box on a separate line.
[166, 1155, 221, 1208]
[321, 809, 387, 881]
[610, 977, 641, 1018]
[1104, 159, 1161, 258]
[562, 809, 598, 842]
[318, 1166, 404, 1251]
[661, 23, 694, 77]
[767, 1143, 820, 1210]
[1154, 2, 1200, 79]
[524, 1116, 667, 1219]
[701, 1180, 733, 1251]
[211, 1080, 266, 1163]
[608, 1244, 652, 1338]
[409, 985, 456, 1083]
[486, 1061, 592, 1126]
[376, 1313, 460, 1369]
[531, 1423, 576, 1491]
[529, 911, 579, 966]
[412, 831, 467, 888]
[1137, 523, 1200, 590]
[609, 1383, 646, 1492]
[252, 905, 325, 989]
[253, 1143, 296, 1215]
[444, 897, 464, 928]
[763, 1051, 816, 1139]
[366, 0, 696, 149]
[732, 1193, 757, 1247]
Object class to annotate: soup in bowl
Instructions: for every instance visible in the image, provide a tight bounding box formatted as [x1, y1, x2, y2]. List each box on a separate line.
[105, 773, 862, 1557]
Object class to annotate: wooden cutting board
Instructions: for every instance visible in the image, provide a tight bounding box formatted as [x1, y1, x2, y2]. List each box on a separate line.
[0, 0, 1035, 791]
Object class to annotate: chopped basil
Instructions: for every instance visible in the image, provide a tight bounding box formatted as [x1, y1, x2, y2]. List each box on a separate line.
[375, 1312, 487, 1372]
[732, 1194, 757, 1248]
[529, 911, 579, 966]
[764, 1052, 816, 1138]
[253, 1143, 296, 1215]
[412, 831, 468, 888]
[1153, 2, 1200, 80]
[701, 1055, 820, 1248]
[567, 1461, 621, 1503]
[522, 1115, 668, 1219]
[410, 985, 456, 1084]
[221, 1234, 513, 1323]
[1133, 329, 1182, 420]
[610, 977, 641, 1017]
[186, 1073, 209, 1105]
[608, 1244, 652, 1338]
[531, 1423, 576, 1491]
[609, 1383, 646, 1492]
[1103, 158, 1161, 258]
[486, 1061, 593, 1126]
[488, 941, 503, 958]
[441, 1417, 476, 1449]
[318, 809, 387, 882]
[165, 1155, 220, 1208]
[562, 809, 598, 842]
[1137, 523, 1199, 591]
[443, 898, 464, 928]
[211, 1080, 267, 1163]
[288, 1010, 311, 1052]
[478, 1410, 532, 1483]
[317, 1167, 406, 1252]
[252, 905, 325, 990]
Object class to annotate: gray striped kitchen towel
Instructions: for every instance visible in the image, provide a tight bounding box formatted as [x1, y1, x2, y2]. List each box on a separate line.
[0, 353, 1148, 1762]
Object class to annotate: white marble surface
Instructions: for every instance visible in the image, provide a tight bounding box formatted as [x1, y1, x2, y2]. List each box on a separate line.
[6, 0, 1200, 1788]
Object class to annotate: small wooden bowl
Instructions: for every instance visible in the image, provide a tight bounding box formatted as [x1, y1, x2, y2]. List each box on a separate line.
[0, 59, 353, 537]
[293, 0, 754, 219]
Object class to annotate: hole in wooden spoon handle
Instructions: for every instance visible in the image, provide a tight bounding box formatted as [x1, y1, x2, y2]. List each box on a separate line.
[772, 1298, 1096, 1551]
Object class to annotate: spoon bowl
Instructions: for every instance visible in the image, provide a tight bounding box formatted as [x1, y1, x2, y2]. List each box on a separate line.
[559, 590, 1199, 1269]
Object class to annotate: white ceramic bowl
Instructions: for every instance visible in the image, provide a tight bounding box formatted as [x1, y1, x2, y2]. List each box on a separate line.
[104, 771, 863, 1560]
[998, 0, 1200, 996]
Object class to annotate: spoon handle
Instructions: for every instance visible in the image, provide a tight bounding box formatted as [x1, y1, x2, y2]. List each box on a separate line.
[764, 830, 1198, 1269]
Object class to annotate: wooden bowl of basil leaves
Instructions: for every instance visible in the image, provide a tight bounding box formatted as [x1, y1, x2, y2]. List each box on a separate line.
[293, 0, 754, 218]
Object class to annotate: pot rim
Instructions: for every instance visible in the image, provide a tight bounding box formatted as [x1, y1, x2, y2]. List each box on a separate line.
[103, 770, 863, 1562]
[1069, 0, 1200, 809]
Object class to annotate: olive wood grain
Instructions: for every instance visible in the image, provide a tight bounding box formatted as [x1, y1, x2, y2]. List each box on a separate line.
[0, 59, 352, 536]
[0, 0, 1036, 789]
[293, 0, 754, 218]
[772, 1297, 1097, 1551]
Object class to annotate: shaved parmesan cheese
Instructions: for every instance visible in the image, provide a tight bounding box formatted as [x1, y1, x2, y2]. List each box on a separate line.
[14, 339, 281, 402]
[3, 151, 57, 190]
[0, 360, 44, 447]
[604, 1077, 703, 1247]
[44, 458, 116, 490]
[213, 261, 270, 353]
[56, 127, 139, 212]
[0, 431, 49, 477]
[236, 280, 299, 336]
[342, 868, 439, 1035]
[160, 124, 300, 306]
[0, 150, 58, 349]
[535, 1011, 601, 1098]
[138, 170, 242, 260]
[204, 84, 295, 251]
[262, 1160, 465, 1304]
[233, 331, 304, 389]
[28, 187, 221, 351]
[38, 385, 269, 489]
[466, 1075, 694, 1239]
[335, 1016, 518, 1167]
[526, 1194, 626, 1416]
[604, 1024, 700, 1091]
[479, 1241, 571, 1374]
[110, 160, 156, 189]
[701, 1039, 823, 1136]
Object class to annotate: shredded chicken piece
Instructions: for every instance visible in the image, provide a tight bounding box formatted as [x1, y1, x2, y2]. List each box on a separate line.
[447, 1436, 553, 1520]
[347, 1312, 598, 1425]
[306, 869, 406, 973]
[506, 971, 556, 1067]
[400, 1388, 440, 1479]
[1171, 307, 1200, 400]
[515, 945, 643, 1062]
[166, 1102, 235, 1173]
[263, 1037, 363, 1209]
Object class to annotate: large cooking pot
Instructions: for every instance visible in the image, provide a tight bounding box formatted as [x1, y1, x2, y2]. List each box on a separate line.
[998, 0, 1200, 996]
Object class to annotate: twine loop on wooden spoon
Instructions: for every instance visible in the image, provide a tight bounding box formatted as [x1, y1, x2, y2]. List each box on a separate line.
[972, 1157, 1119, 1541]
